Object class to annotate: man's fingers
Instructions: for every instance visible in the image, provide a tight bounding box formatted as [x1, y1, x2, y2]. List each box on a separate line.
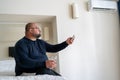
[46, 60, 57, 69]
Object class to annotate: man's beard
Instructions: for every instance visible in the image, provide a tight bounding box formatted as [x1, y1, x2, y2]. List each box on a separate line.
[33, 34, 41, 39]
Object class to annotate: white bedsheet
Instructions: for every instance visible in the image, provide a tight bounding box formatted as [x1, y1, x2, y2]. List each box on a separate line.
[0, 75, 66, 80]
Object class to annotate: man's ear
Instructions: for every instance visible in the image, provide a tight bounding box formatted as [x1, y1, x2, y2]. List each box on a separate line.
[29, 29, 33, 33]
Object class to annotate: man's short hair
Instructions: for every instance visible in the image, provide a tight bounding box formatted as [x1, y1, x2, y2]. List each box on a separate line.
[25, 23, 34, 32]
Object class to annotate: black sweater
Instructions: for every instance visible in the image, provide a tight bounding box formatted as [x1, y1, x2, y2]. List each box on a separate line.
[14, 37, 68, 72]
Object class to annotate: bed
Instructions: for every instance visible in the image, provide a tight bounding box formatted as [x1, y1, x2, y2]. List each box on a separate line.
[0, 58, 66, 80]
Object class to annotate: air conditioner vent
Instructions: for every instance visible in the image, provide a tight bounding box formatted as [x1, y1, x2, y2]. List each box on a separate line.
[88, 0, 118, 11]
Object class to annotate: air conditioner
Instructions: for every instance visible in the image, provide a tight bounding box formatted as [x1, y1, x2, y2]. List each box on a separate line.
[88, 0, 118, 11]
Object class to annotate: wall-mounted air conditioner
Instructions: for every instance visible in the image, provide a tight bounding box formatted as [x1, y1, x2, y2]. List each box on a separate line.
[88, 0, 118, 11]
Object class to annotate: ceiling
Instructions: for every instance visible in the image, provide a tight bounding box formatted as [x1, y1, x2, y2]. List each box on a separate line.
[0, 14, 56, 23]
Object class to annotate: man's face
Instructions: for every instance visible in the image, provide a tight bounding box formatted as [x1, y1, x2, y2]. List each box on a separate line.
[29, 23, 41, 38]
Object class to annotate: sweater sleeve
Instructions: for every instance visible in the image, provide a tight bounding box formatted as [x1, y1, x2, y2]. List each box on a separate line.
[14, 42, 46, 69]
[44, 41, 68, 52]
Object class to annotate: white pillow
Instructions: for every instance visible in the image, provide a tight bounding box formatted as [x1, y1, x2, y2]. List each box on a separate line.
[0, 59, 36, 76]
[0, 58, 15, 76]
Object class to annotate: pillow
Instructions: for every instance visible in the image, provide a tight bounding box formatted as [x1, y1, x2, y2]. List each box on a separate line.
[0, 59, 36, 76]
[0, 58, 15, 76]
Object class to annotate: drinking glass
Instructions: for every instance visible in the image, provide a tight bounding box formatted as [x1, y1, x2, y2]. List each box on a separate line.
[48, 55, 57, 70]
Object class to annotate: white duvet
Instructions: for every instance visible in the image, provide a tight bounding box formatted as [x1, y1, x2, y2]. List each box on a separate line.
[0, 58, 66, 80]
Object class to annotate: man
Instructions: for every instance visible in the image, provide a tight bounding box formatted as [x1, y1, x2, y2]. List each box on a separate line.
[14, 23, 74, 76]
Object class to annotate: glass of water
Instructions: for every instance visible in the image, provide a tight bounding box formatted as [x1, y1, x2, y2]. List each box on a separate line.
[48, 55, 57, 69]
[49, 55, 57, 61]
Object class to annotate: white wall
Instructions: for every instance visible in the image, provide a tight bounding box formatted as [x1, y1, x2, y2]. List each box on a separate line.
[0, 0, 119, 80]
[0, 23, 25, 58]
